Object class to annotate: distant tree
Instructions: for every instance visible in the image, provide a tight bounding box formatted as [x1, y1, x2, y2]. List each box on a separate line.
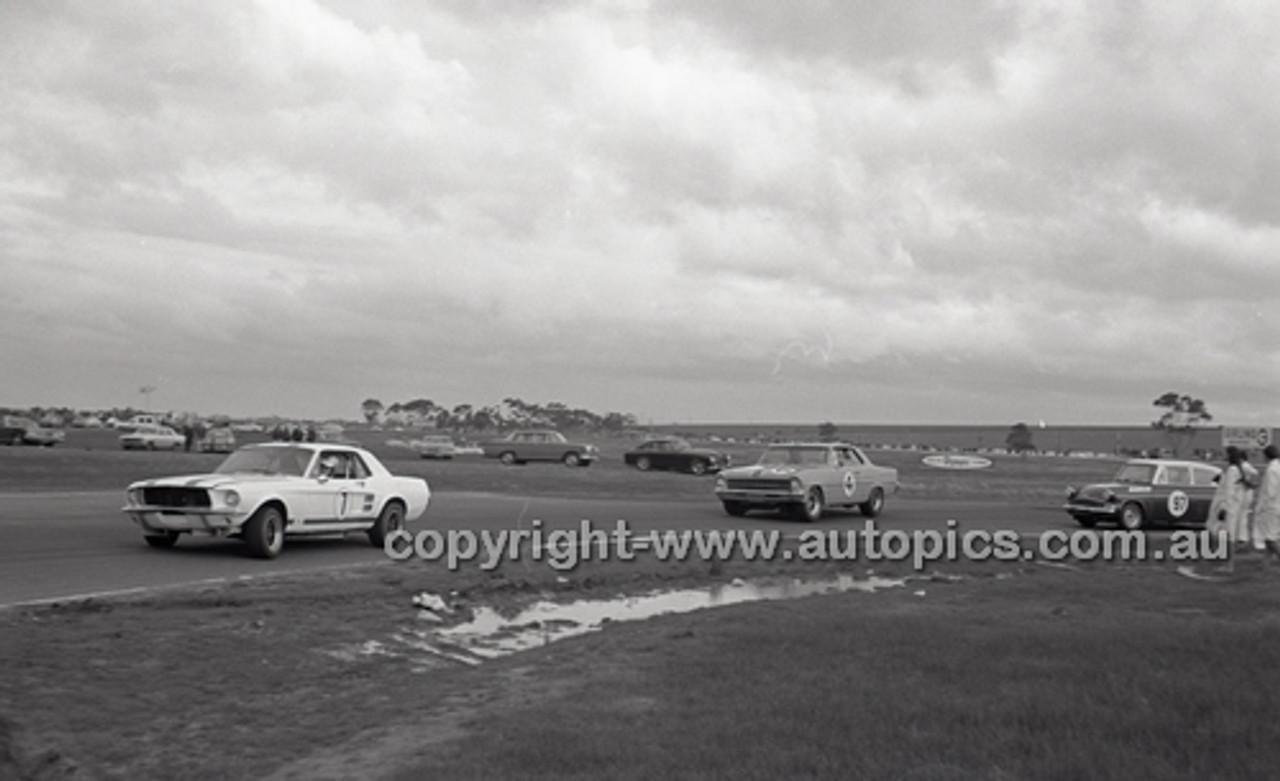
[361, 398, 383, 424]
[602, 411, 638, 432]
[1151, 392, 1212, 457]
[818, 421, 839, 441]
[1006, 423, 1036, 454]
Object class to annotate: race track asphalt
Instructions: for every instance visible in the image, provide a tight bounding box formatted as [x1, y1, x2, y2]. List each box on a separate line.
[0, 490, 1071, 607]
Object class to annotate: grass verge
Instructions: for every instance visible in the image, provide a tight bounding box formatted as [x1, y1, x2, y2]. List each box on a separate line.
[4, 555, 1280, 780]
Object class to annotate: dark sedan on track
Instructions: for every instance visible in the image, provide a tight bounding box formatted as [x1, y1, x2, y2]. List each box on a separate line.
[623, 437, 730, 476]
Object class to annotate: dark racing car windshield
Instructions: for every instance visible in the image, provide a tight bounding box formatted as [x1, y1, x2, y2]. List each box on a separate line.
[1114, 463, 1157, 485]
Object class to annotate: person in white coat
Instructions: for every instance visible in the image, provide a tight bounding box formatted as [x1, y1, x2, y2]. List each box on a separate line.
[1208, 446, 1259, 572]
[1252, 445, 1280, 565]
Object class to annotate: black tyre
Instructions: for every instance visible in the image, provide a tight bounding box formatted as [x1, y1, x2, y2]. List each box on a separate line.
[1119, 502, 1146, 531]
[635, 456, 652, 471]
[144, 531, 180, 549]
[244, 505, 285, 559]
[859, 488, 885, 518]
[794, 487, 825, 522]
[499, 451, 517, 466]
[369, 501, 405, 548]
[563, 452, 581, 467]
[689, 459, 708, 476]
[9, 433, 21, 446]
[722, 500, 749, 517]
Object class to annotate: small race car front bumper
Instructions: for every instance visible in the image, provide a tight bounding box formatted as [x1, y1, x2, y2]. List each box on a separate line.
[124, 506, 247, 534]
[715, 488, 805, 507]
[1063, 502, 1120, 520]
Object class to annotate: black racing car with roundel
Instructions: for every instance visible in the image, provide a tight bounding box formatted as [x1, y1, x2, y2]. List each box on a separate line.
[1064, 458, 1221, 530]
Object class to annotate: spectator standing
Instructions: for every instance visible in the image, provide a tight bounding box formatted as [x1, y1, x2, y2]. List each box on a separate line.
[1253, 445, 1280, 566]
[1208, 446, 1260, 572]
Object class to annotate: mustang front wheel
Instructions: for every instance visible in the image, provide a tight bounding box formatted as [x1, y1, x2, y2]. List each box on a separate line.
[244, 505, 285, 559]
[689, 459, 707, 476]
[563, 452, 581, 467]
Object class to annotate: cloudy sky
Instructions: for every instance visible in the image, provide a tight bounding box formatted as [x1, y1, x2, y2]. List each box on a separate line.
[2, 1, 1277, 426]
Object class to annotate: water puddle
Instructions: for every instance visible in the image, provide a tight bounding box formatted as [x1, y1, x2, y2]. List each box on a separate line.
[327, 574, 907, 669]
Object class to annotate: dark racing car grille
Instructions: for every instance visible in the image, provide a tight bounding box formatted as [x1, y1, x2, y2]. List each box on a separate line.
[142, 487, 211, 508]
[725, 479, 793, 492]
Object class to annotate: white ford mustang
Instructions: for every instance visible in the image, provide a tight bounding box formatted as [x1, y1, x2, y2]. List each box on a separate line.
[122, 442, 430, 558]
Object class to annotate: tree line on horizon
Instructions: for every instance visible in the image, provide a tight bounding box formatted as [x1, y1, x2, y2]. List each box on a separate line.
[360, 397, 639, 433]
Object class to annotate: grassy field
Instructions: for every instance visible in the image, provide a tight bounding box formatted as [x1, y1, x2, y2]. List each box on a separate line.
[3, 555, 1279, 780]
[3, 437, 1274, 780]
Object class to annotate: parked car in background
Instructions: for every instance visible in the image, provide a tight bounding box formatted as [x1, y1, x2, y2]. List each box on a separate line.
[119, 414, 160, 431]
[120, 424, 185, 451]
[121, 442, 431, 558]
[1064, 458, 1222, 530]
[714, 442, 899, 521]
[0, 419, 25, 446]
[481, 430, 598, 466]
[411, 435, 457, 459]
[200, 426, 237, 453]
[1, 416, 65, 447]
[624, 436, 730, 475]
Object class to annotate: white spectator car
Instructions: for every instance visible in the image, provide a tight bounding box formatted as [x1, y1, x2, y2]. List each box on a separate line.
[122, 442, 431, 558]
[120, 424, 185, 450]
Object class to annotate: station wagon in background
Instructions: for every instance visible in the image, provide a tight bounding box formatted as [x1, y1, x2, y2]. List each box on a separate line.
[624, 436, 730, 475]
[715, 442, 899, 521]
[122, 442, 430, 558]
[481, 430, 598, 466]
[120, 423, 185, 450]
[1064, 458, 1222, 530]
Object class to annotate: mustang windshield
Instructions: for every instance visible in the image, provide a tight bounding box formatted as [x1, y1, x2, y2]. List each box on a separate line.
[758, 447, 832, 467]
[1113, 463, 1157, 485]
[215, 447, 312, 477]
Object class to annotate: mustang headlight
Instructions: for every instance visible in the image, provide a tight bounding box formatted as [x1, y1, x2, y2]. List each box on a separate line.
[715, 475, 726, 492]
[127, 488, 142, 506]
[790, 477, 804, 493]
[224, 490, 241, 508]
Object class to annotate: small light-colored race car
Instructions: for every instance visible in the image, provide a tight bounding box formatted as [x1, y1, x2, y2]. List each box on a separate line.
[122, 442, 430, 558]
[1064, 458, 1221, 530]
[714, 442, 900, 521]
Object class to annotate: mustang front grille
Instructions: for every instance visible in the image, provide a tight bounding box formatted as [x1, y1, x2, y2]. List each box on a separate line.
[142, 487, 212, 508]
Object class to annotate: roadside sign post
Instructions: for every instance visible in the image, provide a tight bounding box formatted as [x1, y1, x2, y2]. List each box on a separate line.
[1221, 427, 1273, 451]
